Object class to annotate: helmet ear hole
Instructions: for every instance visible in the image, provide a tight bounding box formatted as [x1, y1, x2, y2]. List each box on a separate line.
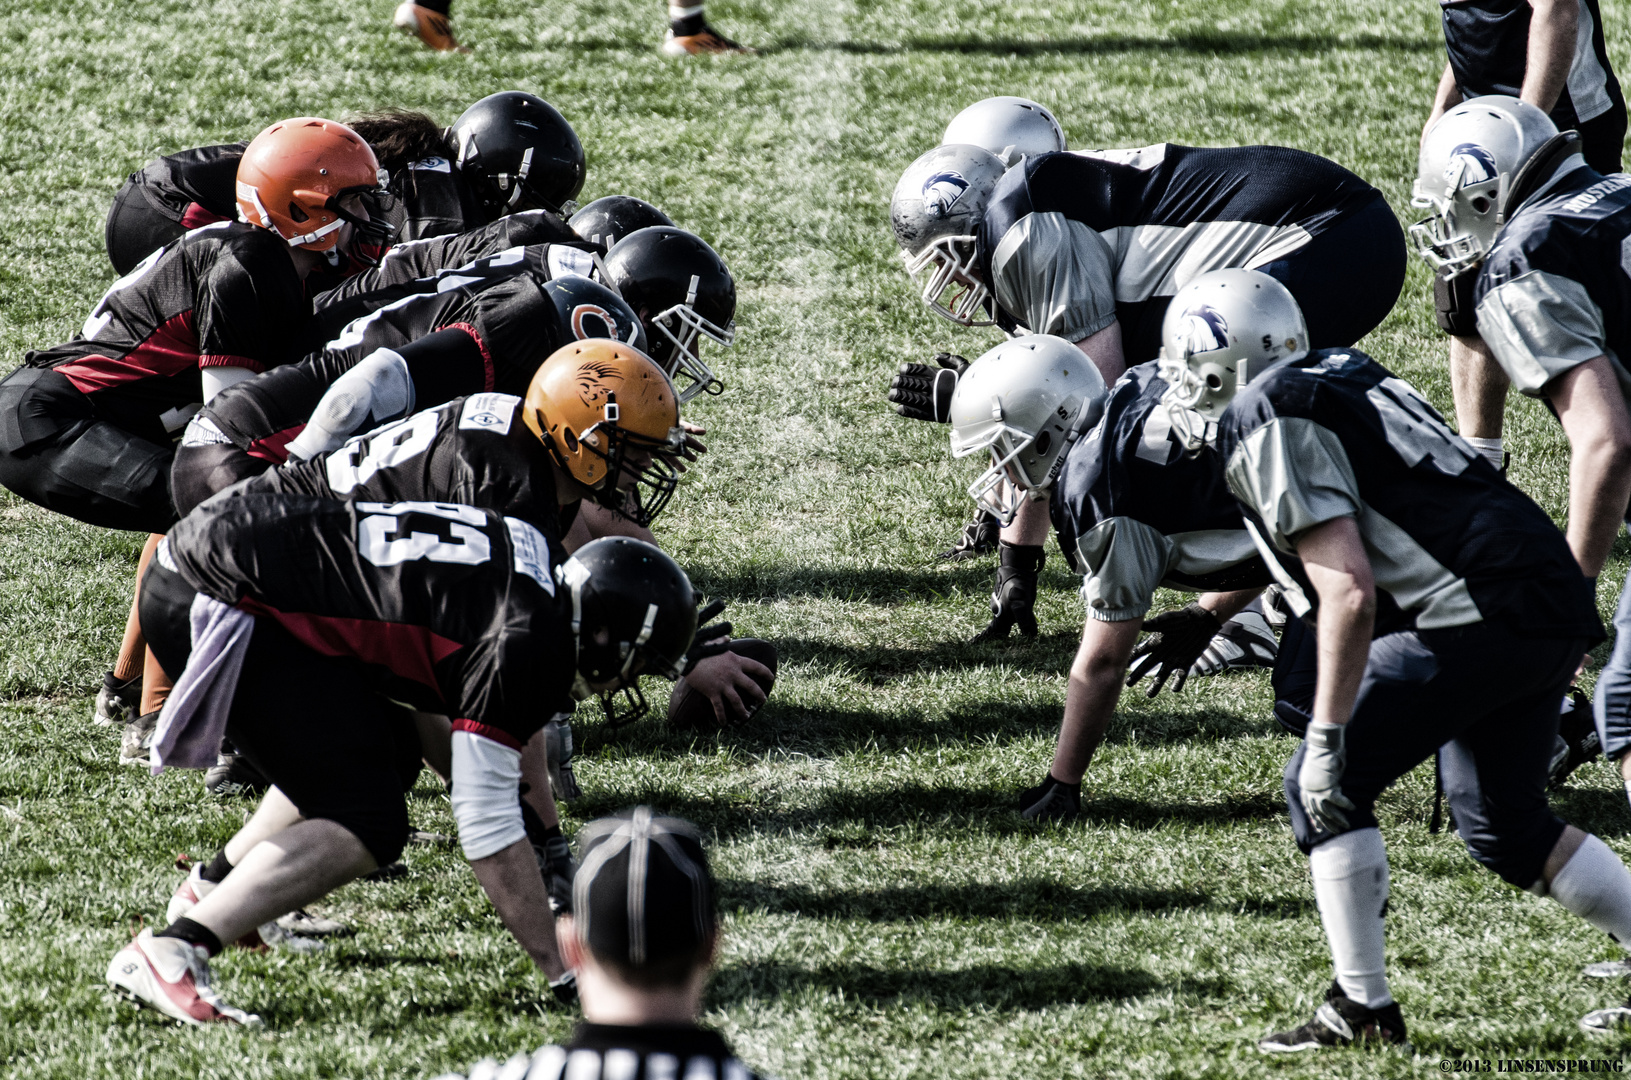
[288, 202, 310, 223]
[1033, 430, 1052, 456]
[564, 428, 580, 453]
[1470, 196, 1490, 213]
[1205, 373, 1224, 390]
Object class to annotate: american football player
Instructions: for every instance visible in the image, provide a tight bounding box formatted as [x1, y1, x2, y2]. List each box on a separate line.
[888, 139, 1404, 647]
[0, 117, 388, 749]
[1416, 102, 1631, 1007]
[1156, 269, 1627, 1048]
[1417, 1, 1626, 481]
[104, 93, 584, 276]
[391, 0, 749, 54]
[105, 493, 699, 1025]
[946, 332, 1312, 820]
[941, 96, 1067, 166]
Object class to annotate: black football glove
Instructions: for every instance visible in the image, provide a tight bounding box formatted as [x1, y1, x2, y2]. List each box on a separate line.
[683, 598, 733, 675]
[549, 971, 579, 1006]
[937, 508, 1001, 561]
[970, 542, 1043, 642]
[888, 352, 969, 422]
[1125, 602, 1222, 697]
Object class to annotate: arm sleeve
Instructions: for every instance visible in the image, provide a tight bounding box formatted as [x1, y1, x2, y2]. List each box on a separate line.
[450, 728, 526, 861]
[1075, 516, 1174, 621]
[283, 347, 414, 461]
[989, 211, 1119, 342]
[1476, 270, 1612, 394]
[1223, 416, 1361, 553]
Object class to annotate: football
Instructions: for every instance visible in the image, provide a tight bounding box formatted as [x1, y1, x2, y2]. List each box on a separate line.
[666, 638, 779, 729]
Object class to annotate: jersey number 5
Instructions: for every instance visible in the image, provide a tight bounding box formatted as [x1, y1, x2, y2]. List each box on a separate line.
[356, 501, 492, 567]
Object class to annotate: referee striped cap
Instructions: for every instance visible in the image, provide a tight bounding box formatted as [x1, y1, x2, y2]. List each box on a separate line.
[573, 806, 715, 967]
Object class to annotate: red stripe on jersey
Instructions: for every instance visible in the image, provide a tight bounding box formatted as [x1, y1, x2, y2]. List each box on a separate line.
[57, 310, 201, 395]
[235, 595, 465, 696]
[199, 353, 265, 372]
[451, 718, 523, 751]
[180, 203, 230, 230]
[445, 322, 495, 392]
[247, 425, 304, 464]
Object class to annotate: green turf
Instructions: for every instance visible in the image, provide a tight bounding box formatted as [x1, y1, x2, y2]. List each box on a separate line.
[3, 0, 1631, 1075]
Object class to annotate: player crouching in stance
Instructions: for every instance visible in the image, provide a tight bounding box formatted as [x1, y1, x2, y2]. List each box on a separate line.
[1157, 269, 1631, 1048]
[106, 495, 703, 1025]
[434, 808, 775, 1080]
[944, 336, 1289, 819]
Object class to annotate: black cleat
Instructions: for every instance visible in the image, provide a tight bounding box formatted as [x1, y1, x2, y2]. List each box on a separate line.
[204, 752, 270, 798]
[1549, 689, 1600, 789]
[1259, 982, 1408, 1052]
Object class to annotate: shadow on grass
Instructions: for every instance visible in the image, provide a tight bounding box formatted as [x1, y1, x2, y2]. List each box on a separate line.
[723, 879, 1315, 923]
[567, 782, 1286, 838]
[1549, 785, 1631, 839]
[580, 696, 1283, 759]
[711, 958, 1179, 1009]
[556, 31, 1441, 59]
[688, 562, 999, 606]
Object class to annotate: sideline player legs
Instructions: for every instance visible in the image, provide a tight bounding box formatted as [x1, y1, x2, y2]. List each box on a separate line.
[391, 0, 749, 55]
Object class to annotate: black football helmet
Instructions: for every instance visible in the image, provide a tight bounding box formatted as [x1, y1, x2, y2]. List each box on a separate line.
[542, 275, 648, 355]
[448, 92, 586, 218]
[561, 537, 698, 725]
[600, 226, 735, 404]
[569, 196, 676, 254]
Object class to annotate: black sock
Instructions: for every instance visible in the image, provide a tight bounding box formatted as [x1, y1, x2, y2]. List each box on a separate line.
[157, 917, 223, 957]
[669, 8, 707, 35]
[416, 0, 452, 14]
[200, 848, 234, 884]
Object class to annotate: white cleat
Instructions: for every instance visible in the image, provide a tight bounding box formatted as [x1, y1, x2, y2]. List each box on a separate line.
[1585, 958, 1631, 978]
[107, 929, 260, 1026]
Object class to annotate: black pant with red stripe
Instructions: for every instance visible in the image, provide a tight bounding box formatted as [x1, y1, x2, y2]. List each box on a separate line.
[0, 365, 177, 533]
[141, 556, 423, 866]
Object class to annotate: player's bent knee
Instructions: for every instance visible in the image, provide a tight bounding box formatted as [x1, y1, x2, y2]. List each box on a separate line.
[1458, 815, 1568, 889]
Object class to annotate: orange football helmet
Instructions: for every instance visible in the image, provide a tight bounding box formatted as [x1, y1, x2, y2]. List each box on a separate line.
[235, 117, 389, 254]
[523, 340, 684, 526]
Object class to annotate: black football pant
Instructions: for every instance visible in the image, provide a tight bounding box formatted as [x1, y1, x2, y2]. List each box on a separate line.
[141, 555, 422, 866]
[170, 442, 274, 518]
[0, 365, 177, 533]
[1283, 623, 1581, 890]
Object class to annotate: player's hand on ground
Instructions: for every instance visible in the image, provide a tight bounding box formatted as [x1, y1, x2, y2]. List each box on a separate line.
[888, 352, 968, 422]
[1126, 602, 1222, 696]
[1299, 721, 1356, 834]
[679, 420, 707, 462]
[681, 649, 773, 724]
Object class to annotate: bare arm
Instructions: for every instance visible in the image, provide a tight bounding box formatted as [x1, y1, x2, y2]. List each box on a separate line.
[469, 838, 567, 980]
[1294, 516, 1376, 728]
[1197, 588, 1262, 623]
[1050, 616, 1143, 784]
[1426, 61, 1464, 136]
[1074, 319, 1126, 387]
[1523, 0, 1579, 115]
[1551, 356, 1631, 578]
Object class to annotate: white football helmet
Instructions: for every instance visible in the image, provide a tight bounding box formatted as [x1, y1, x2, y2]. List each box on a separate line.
[1156, 269, 1308, 449]
[948, 335, 1107, 524]
[890, 143, 1009, 326]
[1410, 96, 1562, 272]
[942, 97, 1067, 166]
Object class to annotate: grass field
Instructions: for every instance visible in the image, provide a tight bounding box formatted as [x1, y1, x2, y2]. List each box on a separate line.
[3, 0, 1631, 1076]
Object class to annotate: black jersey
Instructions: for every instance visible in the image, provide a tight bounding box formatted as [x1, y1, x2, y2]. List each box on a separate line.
[163, 492, 572, 743]
[23, 221, 310, 444]
[243, 393, 579, 537]
[1475, 166, 1631, 431]
[1217, 348, 1601, 641]
[195, 270, 640, 465]
[977, 146, 1382, 344]
[312, 212, 591, 340]
[1442, 0, 1624, 130]
[1050, 362, 1268, 620]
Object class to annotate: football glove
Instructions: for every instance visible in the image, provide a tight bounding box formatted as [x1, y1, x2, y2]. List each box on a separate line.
[970, 541, 1043, 642]
[1187, 608, 1278, 676]
[1299, 721, 1356, 834]
[887, 352, 968, 422]
[549, 970, 579, 1006]
[937, 508, 1000, 561]
[682, 598, 733, 674]
[1018, 773, 1082, 821]
[1126, 603, 1222, 696]
[1548, 688, 1600, 789]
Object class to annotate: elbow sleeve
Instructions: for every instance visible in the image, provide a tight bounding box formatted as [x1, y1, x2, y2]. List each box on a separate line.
[285, 347, 414, 461]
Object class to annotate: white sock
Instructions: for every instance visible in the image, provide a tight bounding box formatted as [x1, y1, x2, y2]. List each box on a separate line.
[1464, 435, 1504, 471]
[1623, 779, 1631, 810]
[1309, 828, 1393, 1008]
[1548, 834, 1631, 946]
